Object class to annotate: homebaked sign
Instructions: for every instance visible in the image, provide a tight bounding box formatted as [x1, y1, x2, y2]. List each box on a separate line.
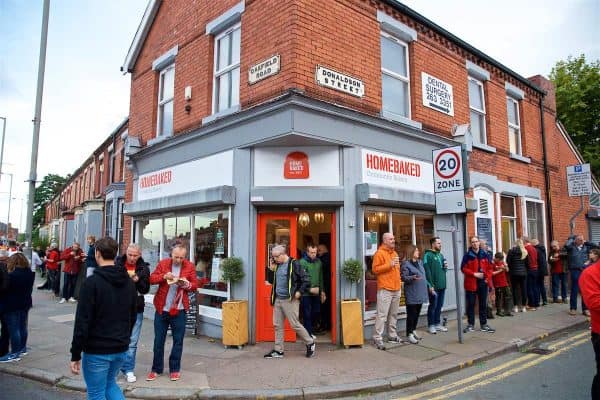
[316, 65, 364, 98]
[361, 149, 434, 193]
[422, 72, 454, 116]
[248, 55, 280, 84]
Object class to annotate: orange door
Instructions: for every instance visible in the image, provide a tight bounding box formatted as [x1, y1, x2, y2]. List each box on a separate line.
[256, 213, 298, 342]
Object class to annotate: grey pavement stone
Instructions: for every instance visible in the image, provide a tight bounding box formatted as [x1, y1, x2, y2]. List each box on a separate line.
[197, 388, 304, 399]
[127, 387, 199, 400]
[388, 373, 418, 388]
[57, 377, 87, 391]
[302, 379, 391, 400]
[21, 367, 64, 385]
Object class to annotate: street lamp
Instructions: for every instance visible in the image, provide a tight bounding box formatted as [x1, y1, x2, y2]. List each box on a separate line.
[0, 116, 6, 184]
[0, 173, 13, 239]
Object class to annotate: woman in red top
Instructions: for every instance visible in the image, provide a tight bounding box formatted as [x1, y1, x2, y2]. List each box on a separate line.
[548, 240, 568, 304]
[45, 243, 62, 298]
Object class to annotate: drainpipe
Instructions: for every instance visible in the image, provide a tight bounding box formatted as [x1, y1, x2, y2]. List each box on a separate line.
[539, 95, 554, 241]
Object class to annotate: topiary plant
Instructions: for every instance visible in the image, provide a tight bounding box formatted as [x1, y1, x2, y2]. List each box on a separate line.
[342, 258, 363, 300]
[220, 257, 245, 300]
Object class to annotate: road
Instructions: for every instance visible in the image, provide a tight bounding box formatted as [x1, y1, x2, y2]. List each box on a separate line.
[0, 372, 84, 400]
[339, 327, 595, 400]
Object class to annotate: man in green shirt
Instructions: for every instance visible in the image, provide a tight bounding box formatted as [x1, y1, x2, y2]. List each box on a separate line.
[423, 236, 448, 334]
[300, 244, 326, 338]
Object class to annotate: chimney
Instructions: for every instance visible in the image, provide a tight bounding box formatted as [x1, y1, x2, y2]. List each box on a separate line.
[528, 75, 556, 114]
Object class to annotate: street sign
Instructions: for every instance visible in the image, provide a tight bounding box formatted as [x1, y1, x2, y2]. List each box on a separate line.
[566, 163, 592, 197]
[432, 145, 466, 214]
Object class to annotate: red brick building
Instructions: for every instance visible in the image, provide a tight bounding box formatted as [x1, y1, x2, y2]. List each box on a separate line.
[113, 0, 597, 341]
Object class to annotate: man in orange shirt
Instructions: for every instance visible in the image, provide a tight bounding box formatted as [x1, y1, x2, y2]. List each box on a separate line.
[372, 232, 402, 349]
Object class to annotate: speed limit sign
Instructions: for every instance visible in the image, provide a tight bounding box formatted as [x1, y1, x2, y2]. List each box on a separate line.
[432, 145, 464, 193]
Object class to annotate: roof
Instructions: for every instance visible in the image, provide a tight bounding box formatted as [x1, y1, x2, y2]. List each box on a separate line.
[121, 0, 161, 73]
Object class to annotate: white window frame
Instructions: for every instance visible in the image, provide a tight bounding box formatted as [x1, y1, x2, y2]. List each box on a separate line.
[521, 197, 547, 248]
[380, 31, 411, 120]
[156, 64, 175, 137]
[474, 186, 496, 250]
[469, 77, 487, 145]
[507, 96, 522, 155]
[212, 23, 241, 115]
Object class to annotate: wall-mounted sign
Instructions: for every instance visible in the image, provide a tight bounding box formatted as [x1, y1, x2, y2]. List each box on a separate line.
[361, 149, 434, 193]
[567, 163, 592, 197]
[248, 55, 280, 84]
[284, 151, 309, 179]
[432, 145, 465, 214]
[316, 65, 364, 98]
[421, 72, 454, 116]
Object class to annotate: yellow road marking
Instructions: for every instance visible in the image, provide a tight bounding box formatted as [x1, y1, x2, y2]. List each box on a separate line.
[396, 331, 589, 400]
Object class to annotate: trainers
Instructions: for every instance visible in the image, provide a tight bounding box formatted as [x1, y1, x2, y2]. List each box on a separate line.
[413, 331, 422, 341]
[306, 341, 316, 358]
[59, 298, 66, 304]
[428, 326, 437, 334]
[569, 309, 578, 316]
[68, 297, 77, 303]
[170, 372, 180, 381]
[526, 306, 537, 311]
[521, 307, 527, 313]
[146, 371, 159, 381]
[126, 372, 137, 383]
[584, 310, 591, 317]
[481, 324, 495, 333]
[0, 353, 21, 363]
[512, 306, 519, 314]
[463, 325, 474, 333]
[19, 347, 29, 356]
[310, 334, 317, 340]
[407, 333, 419, 344]
[374, 340, 386, 350]
[435, 324, 448, 332]
[263, 349, 284, 358]
[557, 296, 563, 302]
[387, 336, 402, 344]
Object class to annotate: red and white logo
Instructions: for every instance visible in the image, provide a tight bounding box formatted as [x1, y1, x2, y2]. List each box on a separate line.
[284, 152, 309, 179]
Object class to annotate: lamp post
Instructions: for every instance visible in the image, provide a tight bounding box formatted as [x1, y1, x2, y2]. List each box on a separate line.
[1, 173, 13, 239]
[0, 117, 6, 184]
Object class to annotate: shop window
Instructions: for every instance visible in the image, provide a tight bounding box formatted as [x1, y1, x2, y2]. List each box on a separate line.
[381, 31, 410, 120]
[163, 216, 191, 256]
[501, 196, 517, 250]
[468, 77, 487, 145]
[525, 200, 544, 243]
[139, 218, 162, 273]
[415, 215, 434, 254]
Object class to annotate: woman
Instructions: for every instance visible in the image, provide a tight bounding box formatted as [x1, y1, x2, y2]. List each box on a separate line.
[507, 239, 529, 313]
[548, 240, 568, 304]
[0, 253, 34, 362]
[401, 245, 429, 344]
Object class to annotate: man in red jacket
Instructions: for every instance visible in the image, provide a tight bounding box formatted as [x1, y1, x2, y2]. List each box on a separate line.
[146, 245, 198, 382]
[461, 236, 495, 333]
[60, 242, 84, 304]
[579, 249, 600, 400]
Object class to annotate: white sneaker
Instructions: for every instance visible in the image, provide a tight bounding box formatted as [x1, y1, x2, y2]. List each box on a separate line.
[436, 324, 448, 332]
[512, 306, 519, 314]
[68, 297, 77, 303]
[407, 333, 419, 344]
[428, 326, 437, 334]
[521, 307, 527, 313]
[126, 372, 137, 383]
[59, 298, 66, 304]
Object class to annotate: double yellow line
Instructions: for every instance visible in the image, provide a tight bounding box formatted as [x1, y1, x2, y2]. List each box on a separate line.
[397, 330, 590, 400]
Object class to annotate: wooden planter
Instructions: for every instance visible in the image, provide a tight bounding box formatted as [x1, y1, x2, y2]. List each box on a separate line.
[222, 300, 248, 348]
[341, 299, 364, 348]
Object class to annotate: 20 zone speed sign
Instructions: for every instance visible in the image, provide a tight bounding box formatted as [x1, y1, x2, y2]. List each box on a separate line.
[432, 146, 464, 193]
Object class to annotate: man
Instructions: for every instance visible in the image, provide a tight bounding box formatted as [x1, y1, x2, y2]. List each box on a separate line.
[60, 242, 84, 304]
[578, 248, 600, 400]
[115, 243, 150, 383]
[532, 239, 549, 306]
[565, 234, 596, 316]
[523, 237, 540, 310]
[70, 237, 137, 400]
[264, 244, 315, 359]
[45, 243, 61, 297]
[461, 236, 495, 333]
[0, 250, 9, 357]
[85, 235, 99, 278]
[317, 244, 331, 331]
[299, 244, 325, 338]
[372, 232, 402, 349]
[423, 236, 448, 334]
[147, 245, 198, 381]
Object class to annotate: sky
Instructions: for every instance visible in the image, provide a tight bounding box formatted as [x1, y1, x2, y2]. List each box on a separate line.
[0, 0, 598, 231]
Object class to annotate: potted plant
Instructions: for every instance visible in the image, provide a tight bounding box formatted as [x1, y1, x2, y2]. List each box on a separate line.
[340, 258, 364, 347]
[220, 257, 248, 348]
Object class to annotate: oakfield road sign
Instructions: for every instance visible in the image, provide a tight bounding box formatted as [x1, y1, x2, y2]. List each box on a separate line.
[432, 145, 466, 214]
[567, 163, 592, 197]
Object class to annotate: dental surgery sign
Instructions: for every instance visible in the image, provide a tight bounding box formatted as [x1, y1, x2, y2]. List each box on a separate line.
[361, 149, 434, 193]
[421, 72, 454, 116]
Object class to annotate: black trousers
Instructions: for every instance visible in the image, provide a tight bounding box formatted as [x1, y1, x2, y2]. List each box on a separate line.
[47, 269, 61, 296]
[510, 275, 527, 308]
[405, 303, 422, 336]
[0, 313, 8, 357]
[592, 332, 600, 400]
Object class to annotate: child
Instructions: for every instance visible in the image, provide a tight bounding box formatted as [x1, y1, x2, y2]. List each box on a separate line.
[492, 252, 513, 316]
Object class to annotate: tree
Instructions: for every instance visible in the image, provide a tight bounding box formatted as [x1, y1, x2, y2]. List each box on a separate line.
[550, 54, 600, 176]
[33, 173, 68, 235]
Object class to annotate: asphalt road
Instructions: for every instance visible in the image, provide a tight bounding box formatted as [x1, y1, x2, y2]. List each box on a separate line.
[0, 372, 85, 400]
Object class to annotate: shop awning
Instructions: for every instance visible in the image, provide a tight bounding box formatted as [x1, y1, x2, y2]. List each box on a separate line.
[356, 183, 435, 210]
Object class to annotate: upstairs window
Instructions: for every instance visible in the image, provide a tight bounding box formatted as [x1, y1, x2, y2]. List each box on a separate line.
[381, 31, 410, 119]
[157, 65, 175, 137]
[468, 77, 487, 144]
[213, 24, 240, 114]
[507, 96, 522, 155]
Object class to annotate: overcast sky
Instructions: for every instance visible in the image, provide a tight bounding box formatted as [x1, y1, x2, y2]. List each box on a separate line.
[0, 0, 598, 230]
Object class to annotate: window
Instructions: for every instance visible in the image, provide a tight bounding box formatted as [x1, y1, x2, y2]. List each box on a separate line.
[108, 149, 115, 185]
[381, 31, 410, 119]
[213, 24, 240, 114]
[157, 65, 175, 137]
[163, 216, 191, 257]
[116, 198, 125, 252]
[507, 96, 521, 155]
[104, 200, 113, 238]
[525, 200, 545, 243]
[469, 77, 487, 144]
[500, 196, 517, 250]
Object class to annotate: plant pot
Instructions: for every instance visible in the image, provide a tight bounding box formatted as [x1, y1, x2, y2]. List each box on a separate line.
[222, 300, 248, 348]
[341, 299, 364, 347]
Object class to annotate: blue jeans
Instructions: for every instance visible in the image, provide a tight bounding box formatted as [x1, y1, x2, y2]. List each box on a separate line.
[121, 312, 144, 374]
[552, 273, 567, 300]
[526, 270, 540, 307]
[62, 273, 77, 299]
[82, 352, 126, 400]
[570, 269, 588, 311]
[0, 313, 10, 356]
[466, 281, 488, 327]
[301, 296, 321, 336]
[427, 288, 445, 327]
[4, 309, 28, 354]
[152, 310, 186, 374]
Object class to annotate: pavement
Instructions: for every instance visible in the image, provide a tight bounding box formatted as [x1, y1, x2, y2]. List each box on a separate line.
[0, 275, 591, 399]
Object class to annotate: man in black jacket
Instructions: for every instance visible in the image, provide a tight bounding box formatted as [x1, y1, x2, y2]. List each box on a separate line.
[0, 250, 9, 357]
[70, 237, 136, 400]
[264, 244, 315, 359]
[115, 243, 150, 383]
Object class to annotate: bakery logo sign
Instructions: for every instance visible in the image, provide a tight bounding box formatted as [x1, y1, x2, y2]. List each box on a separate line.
[421, 72, 454, 116]
[284, 152, 309, 179]
[249, 55, 280, 84]
[316, 65, 365, 98]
